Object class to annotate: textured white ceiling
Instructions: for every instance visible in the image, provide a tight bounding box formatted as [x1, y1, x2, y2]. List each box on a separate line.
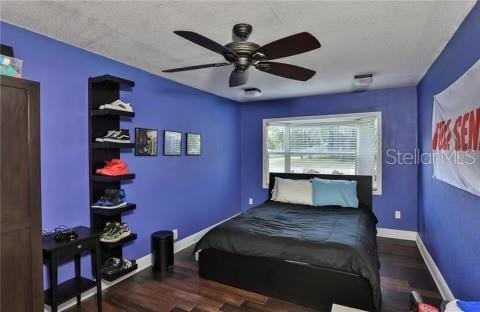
[0, 1, 475, 102]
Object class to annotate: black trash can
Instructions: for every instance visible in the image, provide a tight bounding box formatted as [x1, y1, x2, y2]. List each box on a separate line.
[151, 230, 174, 279]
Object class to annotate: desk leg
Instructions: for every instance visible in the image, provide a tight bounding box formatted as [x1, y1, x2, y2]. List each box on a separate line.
[94, 242, 103, 312]
[74, 253, 81, 305]
[49, 255, 58, 312]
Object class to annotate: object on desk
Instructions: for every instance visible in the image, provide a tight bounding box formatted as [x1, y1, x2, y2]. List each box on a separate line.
[54, 228, 79, 241]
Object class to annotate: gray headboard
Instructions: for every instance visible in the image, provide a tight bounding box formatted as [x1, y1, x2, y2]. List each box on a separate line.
[268, 173, 373, 210]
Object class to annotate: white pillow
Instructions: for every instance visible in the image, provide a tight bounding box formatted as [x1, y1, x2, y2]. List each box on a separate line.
[271, 177, 310, 200]
[273, 178, 313, 205]
[271, 177, 280, 200]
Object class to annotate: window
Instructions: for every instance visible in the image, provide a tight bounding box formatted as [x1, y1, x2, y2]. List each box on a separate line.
[263, 112, 382, 194]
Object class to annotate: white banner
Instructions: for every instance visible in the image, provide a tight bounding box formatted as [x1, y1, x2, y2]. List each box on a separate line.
[432, 59, 480, 196]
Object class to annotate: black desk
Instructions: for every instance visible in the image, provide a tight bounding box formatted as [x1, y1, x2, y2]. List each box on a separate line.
[42, 226, 102, 312]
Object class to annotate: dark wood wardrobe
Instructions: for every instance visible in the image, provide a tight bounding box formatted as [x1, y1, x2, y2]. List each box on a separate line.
[0, 76, 43, 311]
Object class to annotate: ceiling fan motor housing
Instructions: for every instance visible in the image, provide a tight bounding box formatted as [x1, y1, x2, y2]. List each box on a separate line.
[225, 41, 261, 71]
[226, 23, 266, 71]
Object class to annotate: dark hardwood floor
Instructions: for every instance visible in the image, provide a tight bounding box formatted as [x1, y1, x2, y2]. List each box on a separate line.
[68, 237, 441, 312]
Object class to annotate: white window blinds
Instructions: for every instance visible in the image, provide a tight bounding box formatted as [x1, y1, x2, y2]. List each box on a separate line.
[263, 112, 382, 194]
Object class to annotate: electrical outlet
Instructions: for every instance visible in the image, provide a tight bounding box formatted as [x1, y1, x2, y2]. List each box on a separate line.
[249, 198, 254, 205]
[172, 228, 178, 240]
[395, 211, 401, 220]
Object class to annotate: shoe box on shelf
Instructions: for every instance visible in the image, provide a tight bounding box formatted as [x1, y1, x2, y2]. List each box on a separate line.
[89, 75, 138, 281]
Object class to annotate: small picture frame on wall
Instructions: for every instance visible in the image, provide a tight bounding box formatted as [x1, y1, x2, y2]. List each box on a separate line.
[186, 133, 201, 156]
[164, 130, 182, 156]
[135, 128, 158, 156]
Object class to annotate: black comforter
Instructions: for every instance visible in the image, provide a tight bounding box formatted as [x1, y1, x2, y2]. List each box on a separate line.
[194, 201, 381, 310]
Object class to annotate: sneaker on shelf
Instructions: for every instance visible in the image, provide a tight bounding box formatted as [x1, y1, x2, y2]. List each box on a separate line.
[122, 259, 134, 271]
[100, 222, 120, 241]
[99, 99, 133, 113]
[95, 130, 120, 142]
[102, 129, 130, 143]
[96, 159, 129, 176]
[102, 258, 135, 276]
[91, 189, 127, 209]
[100, 222, 120, 240]
[100, 223, 131, 243]
[101, 257, 123, 275]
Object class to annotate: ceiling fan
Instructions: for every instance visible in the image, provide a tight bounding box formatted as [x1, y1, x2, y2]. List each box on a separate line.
[163, 23, 321, 88]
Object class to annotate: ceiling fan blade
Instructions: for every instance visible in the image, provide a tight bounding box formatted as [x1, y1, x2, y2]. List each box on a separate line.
[255, 32, 320, 60]
[174, 31, 237, 58]
[229, 70, 249, 87]
[255, 62, 316, 81]
[163, 62, 231, 73]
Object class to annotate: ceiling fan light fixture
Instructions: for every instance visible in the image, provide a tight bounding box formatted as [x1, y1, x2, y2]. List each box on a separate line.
[244, 88, 262, 97]
[354, 73, 374, 86]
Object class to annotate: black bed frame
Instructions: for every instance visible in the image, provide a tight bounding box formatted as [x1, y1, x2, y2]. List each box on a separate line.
[198, 173, 378, 311]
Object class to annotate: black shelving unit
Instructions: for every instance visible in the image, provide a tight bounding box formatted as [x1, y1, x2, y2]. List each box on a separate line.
[88, 74, 138, 282]
[92, 174, 136, 182]
[91, 109, 135, 118]
[92, 203, 136, 216]
[92, 142, 136, 149]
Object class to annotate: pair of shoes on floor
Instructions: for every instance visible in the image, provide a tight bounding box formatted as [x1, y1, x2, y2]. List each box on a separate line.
[100, 222, 132, 243]
[101, 257, 135, 276]
[99, 99, 133, 113]
[95, 129, 131, 143]
[96, 159, 129, 176]
[91, 189, 127, 209]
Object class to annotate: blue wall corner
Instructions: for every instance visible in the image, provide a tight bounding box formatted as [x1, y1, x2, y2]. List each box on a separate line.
[417, 2, 480, 299]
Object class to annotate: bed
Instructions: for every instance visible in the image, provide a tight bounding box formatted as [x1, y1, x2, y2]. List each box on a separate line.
[194, 173, 381, 311]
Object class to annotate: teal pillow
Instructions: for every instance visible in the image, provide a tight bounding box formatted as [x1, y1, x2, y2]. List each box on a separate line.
[311, 178, 359, 208]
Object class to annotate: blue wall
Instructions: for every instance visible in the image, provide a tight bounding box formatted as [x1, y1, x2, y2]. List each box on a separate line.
[0, 22, 241, 286]
[240, 87, 418, 231]
[4, 2, 480, 296]
[417, 3, 480, 299]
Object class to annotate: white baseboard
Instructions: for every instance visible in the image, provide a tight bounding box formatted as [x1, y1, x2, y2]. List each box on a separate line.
[377, 227, 417, 241]
[44, 213, 240, 312]
[416, 235, 454, 301]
